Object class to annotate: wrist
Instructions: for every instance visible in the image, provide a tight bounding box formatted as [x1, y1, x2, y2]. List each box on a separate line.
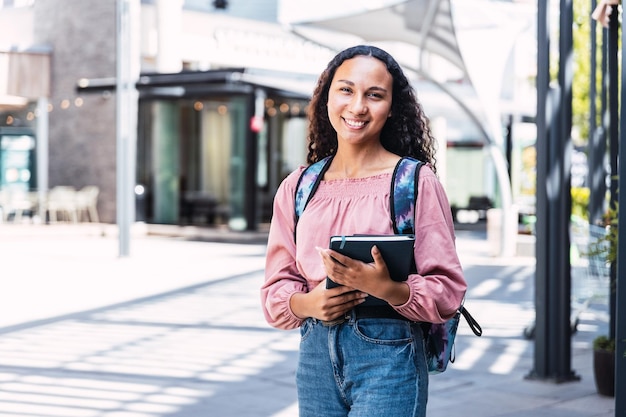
[289, 291, 309, 319]
[382, 281, 410, 306]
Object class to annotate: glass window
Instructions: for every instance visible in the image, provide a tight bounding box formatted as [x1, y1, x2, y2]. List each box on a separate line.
[137, 92, 309, 229]
[138, 96, 247, 227]
[0, 134, 36, 192]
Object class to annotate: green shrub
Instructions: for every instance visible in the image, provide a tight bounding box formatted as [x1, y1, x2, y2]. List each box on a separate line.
[593, 335, 615, 351]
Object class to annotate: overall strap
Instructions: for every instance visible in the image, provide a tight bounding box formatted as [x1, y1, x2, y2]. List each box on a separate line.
[294, 156, 334, 235]
[390, 157, 423, 235]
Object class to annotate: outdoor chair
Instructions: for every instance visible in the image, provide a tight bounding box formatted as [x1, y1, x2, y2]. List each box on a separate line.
[75, 185, 100, 223]
[46, 186, 79, 223]
[0, 188, 37, 223]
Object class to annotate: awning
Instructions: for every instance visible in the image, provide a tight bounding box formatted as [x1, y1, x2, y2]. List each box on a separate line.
[77, 68, 316, 100]
[287, 0, 535, 256]
[0, 47, 51, 100]
[289, 0, 534, 138]
[290, 0, 465, 74]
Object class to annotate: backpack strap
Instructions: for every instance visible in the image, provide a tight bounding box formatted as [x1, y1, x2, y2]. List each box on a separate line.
[294, 155, 423, 238]
[390, 157, 423, 235]
[460, 305, 483, 336]
[294, 156, 334, 236]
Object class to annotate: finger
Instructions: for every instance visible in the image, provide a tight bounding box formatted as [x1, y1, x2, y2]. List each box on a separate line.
[324, 297, 368, 321]
[316, 247, 345, 267]
[327, 251, 348, 267]
[327, 285, 363, 297]
[342, 290, 369, 303]
[324, 290, 368, 314]
[370, 245, 384, 266]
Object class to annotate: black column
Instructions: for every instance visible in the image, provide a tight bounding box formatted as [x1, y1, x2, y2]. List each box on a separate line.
[615, 0, 626, 412]
[529, 0, 578, 382]
[588, 0, 606, 226]
[607, 0, 619, 342]
[532, 0, 549, 377]
[244, 93, 259, 231]
[553, 0, 575, 380]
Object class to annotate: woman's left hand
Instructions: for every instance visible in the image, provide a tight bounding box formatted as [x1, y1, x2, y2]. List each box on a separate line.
[316, 245, 410, 305]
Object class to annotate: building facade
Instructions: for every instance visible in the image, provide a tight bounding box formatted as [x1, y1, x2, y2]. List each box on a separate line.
[0, 0, 332, 230]
[0, 0, 535, 232]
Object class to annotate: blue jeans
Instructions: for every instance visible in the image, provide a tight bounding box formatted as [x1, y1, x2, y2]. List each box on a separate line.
[296, 312, 429, 417]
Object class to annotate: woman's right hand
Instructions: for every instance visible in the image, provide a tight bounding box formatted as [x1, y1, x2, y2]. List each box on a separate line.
[290, 280, 368, 322]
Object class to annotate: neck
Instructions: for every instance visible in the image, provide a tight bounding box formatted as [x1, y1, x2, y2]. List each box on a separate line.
[329, 147, 399, 179]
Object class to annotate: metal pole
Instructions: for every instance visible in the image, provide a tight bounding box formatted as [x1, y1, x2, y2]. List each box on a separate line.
[607, 0, 619, 343]
[36, 97, 48, 222]
[529, 0, 577, 382]
[555, 0, 575, 380]
[244, 90, 264, 231]
[116, 0, 138, 256]
[615, 0, 626, 412]
[588, 0, 606, 226]
[530, 0, 550, 379]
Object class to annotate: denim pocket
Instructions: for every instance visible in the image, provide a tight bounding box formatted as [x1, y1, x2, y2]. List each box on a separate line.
[300, 318, 315, 342]
[353, 318, 413, 345]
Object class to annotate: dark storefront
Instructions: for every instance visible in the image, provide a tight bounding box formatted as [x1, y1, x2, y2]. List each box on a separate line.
[0, 128, 37, 193]
[0, 103, 39, 222]
[135, 68, 312, 231]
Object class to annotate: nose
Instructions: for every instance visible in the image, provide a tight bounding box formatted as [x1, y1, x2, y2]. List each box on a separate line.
[349, 95, 367, 115]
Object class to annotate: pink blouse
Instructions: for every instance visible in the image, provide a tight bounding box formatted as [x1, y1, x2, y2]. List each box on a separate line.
[261, 163, 467, 330]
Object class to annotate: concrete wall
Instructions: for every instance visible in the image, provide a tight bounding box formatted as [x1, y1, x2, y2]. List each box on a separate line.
[33, 0, 118, 223]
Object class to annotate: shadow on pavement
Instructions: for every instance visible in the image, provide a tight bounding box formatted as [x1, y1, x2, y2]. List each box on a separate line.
[0, 270, 301, 417]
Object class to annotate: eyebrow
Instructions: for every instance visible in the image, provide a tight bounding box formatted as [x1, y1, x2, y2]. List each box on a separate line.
[336, 79, 389, 94]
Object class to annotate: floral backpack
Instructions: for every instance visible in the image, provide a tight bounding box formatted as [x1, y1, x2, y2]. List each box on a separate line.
[294, 155, 482, 374]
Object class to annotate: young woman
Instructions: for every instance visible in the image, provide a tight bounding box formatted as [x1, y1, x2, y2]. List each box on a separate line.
[261, 45, 466, 417]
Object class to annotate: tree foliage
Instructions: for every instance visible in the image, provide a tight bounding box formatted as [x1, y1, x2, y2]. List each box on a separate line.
[572, 0, 621, 145]
[572, 0, 595, 145]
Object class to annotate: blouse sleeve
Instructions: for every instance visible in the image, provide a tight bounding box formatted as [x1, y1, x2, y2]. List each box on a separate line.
[260, 168, 308, 330]
[393, 166, 468, 323]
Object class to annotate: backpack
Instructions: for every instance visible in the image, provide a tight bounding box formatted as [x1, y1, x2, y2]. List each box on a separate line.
[294, 155, 482, 375]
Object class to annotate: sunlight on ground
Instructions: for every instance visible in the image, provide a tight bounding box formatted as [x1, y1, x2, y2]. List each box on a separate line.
[0, 269, 300, 417]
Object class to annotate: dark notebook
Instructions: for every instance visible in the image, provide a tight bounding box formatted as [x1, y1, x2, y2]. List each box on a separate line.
[326, 234, 415, 306]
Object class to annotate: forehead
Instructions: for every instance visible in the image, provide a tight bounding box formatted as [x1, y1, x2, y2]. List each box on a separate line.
[332, 56, 392, 86]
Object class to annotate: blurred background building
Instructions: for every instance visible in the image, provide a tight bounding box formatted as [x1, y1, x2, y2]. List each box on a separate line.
[0, 0, 537, 236]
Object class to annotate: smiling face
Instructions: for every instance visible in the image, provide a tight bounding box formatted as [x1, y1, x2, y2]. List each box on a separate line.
[327, 55, 393, 147]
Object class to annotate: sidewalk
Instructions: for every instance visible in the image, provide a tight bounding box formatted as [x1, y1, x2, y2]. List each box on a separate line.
[0, 223, 615, 417]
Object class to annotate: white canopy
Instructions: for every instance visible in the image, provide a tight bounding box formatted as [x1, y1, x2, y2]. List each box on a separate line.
[286, 0, 535, 256]
[290, 0, 465, 73]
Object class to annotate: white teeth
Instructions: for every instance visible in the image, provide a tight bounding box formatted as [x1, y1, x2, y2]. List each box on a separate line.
[345, 119, 365, 128]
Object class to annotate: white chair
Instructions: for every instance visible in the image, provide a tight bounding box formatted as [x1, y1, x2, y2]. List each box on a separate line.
[46, 186, 78, 223]
[75, 185, 100, 223]
[0, 188, 36, 223]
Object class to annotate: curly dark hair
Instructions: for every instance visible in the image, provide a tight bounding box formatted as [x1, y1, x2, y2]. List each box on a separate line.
[306, 45, 437, 172]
